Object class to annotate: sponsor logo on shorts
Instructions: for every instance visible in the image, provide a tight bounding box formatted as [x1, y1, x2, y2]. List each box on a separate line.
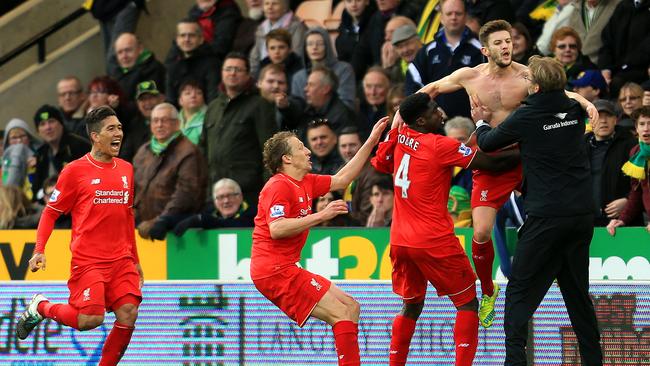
[270, 204, 285, 218]
[458, 343, 470, 348]
[480, 190, 488, 202]
[83, 288, 91, 302]
[310, 278, 322, 291]
[458, 143, 472, 157]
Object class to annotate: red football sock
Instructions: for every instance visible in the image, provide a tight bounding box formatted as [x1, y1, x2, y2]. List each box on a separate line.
[38, 301, 80, 330]
[389, 315, 417, 366]
[472, 237, 495, 296]
[332, 320, 360, 366]
[98, 321, 135, 366]
[454, 310, 479, 366]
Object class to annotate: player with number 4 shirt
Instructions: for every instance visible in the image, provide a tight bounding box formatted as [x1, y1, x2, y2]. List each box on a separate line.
[372, 93, 519, 366]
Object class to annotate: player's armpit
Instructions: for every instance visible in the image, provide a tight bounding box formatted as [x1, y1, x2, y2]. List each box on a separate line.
[469, 150, 520, 172]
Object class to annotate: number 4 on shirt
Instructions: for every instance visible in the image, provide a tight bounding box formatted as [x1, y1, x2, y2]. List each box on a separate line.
[395, 153, 411, 198]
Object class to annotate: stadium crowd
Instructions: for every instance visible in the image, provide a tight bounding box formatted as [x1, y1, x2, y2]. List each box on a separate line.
[1, 0, 649, 236]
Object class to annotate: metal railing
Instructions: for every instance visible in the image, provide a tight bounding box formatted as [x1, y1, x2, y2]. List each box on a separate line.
[0, 7, 88, 67]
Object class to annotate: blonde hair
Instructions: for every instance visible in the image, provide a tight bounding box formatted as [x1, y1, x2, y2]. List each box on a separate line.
[0, 185, 28, 229]
[527, 56, 567, 92]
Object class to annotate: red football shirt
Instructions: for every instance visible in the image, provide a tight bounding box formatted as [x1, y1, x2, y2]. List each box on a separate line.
[250, 173, 331, 280]
[372, 127, 476, 248]
[35, 154, 137, 267]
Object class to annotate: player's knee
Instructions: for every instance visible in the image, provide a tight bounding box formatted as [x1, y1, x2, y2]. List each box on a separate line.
[400, 301, 424, 320]
[473, 226, 491, 242]
[78, 315, 104, 330]
[115, 303, 139, 326]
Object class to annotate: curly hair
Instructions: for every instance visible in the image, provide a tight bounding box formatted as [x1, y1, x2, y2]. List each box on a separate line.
[263, 131, 296, 174]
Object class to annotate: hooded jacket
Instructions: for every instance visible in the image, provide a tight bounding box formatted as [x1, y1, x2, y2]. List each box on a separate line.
[291, 27, 356, 109]
[2, 119, 41, 192]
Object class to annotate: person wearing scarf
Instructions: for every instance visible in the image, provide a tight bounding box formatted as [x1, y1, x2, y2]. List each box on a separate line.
[608, 106, 650, 235]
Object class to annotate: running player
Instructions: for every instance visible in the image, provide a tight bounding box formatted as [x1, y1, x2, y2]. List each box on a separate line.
[251, 117, 388, 366]
[372, 93, 519, 366]
[16, 106, 143, 365]
[418, 19, 597, 328]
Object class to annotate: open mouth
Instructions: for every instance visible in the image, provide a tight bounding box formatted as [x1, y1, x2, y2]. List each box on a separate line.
[110, 140, 121, 150]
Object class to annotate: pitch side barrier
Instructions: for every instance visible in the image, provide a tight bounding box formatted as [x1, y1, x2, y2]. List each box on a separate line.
[1, 227, 649, 281]
[1, 281, 649, 365]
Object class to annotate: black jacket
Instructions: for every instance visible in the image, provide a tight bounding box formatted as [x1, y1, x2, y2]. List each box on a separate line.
[476, 90, 592, 217]
[585, 127, 641, 225]
[108, 51, 166, 101]
[165, 43, 221, 104]
[335, 2, 376, 63]
[33, 131, 90, 199]
[187, 0, 242, 60]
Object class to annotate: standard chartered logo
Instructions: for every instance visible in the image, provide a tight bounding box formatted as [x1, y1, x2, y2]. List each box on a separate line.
[93, 189, 129, 204]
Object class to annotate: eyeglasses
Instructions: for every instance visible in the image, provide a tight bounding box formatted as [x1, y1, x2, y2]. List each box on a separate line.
[58, 90, 82, 98]
[619, 95, 641, 103]
[556, 43, 578, 50]
[9, 134, 29, 142]
[215, 192, 240, 201]
[223, 66, 246, 73]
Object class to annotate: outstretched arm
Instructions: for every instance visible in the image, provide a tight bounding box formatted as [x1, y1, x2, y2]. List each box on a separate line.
[565, 90, 598, 124]
[417, 67, 469, 99]
[330, 117, 389, 191]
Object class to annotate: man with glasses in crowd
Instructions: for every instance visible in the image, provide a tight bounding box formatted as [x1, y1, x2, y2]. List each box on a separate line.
[56, 76, 88, 136]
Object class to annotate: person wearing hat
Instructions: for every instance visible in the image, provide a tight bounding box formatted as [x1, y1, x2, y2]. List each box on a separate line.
[392, 24, 423, 76]
[119, 80, 165, 162]
[570, 69, 608, 102]
[32, 105, 90, 201]
[584, 99, 640, 226]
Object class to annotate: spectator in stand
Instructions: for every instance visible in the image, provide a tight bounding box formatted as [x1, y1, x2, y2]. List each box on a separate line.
[511, 22, 538, 65]
[2, 118, 40, 200]
[306, 119, 344, 175]
[336, 0, 376, 63]
[314, 190, 359, 226]
[249, 0, 307, 77]
[133, 103, 207, 241]
[56, 76, 88, 135]
[618, 82, 644, 132]
[165, 19, 221, 104]
[607, 106, 650, 235]
[366, 174, 393, 227]
[257, 64, 288, 128]
[292, 27, 356, 109]
[390, 24, 423, 83]
[467, 0, 515, 26]
[256, 28, 303, 88]
[351, 0, 424, 79]
[386, 82, 405, 124]
[567, 0, 621, 65]
[381, 16, 417, 81]
[535, 0, 574, 56]
[0, 185, 41, 229]
[108, 32, 166, 102]
[279, 66, 356, 140]
[550, 27, 597, 87]
[32, 105, 90, 201]
[173, 178, 256, 236]
[586, 99, 639, 226]
[232, 0, 265, 55]
[86, 76, 135, 137]
[405, 0, 484, 119]
[598, 0, 650, 98]
[187, 0, 242, 60]
[177, 80, 207, 145]
[570, 70, 608, 102]
[359, 67, 390, 140]
[643, 80, 650, 107]
[84, 0, 145, 66]
[201, 52, 277, 206]
[444, 116, 475, 227]
[119, 81, 165, 162]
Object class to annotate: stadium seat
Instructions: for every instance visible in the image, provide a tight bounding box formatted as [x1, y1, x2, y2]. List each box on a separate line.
[296, 0, 332, 28]
[324, 2, 345, 30]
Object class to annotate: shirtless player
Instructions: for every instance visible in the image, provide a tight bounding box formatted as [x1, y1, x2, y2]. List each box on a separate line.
[418, 20, 597, 328]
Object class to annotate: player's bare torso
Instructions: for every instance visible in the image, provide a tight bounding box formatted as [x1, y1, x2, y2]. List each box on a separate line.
[460, 62, 529, 126]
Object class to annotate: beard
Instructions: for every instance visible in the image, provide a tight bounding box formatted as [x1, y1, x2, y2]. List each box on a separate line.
[249, 8, 264, 20]
[491, 50, 512, 68]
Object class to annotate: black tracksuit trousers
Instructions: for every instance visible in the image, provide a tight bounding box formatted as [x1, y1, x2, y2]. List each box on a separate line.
[503, 214, 603, 366]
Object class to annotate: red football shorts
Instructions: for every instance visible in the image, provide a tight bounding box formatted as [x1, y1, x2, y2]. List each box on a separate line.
[253, 265, 331, 327]
[391, 236, 477, 307]
[68, 258, 142, 314]
[471, 160, 522, 209]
